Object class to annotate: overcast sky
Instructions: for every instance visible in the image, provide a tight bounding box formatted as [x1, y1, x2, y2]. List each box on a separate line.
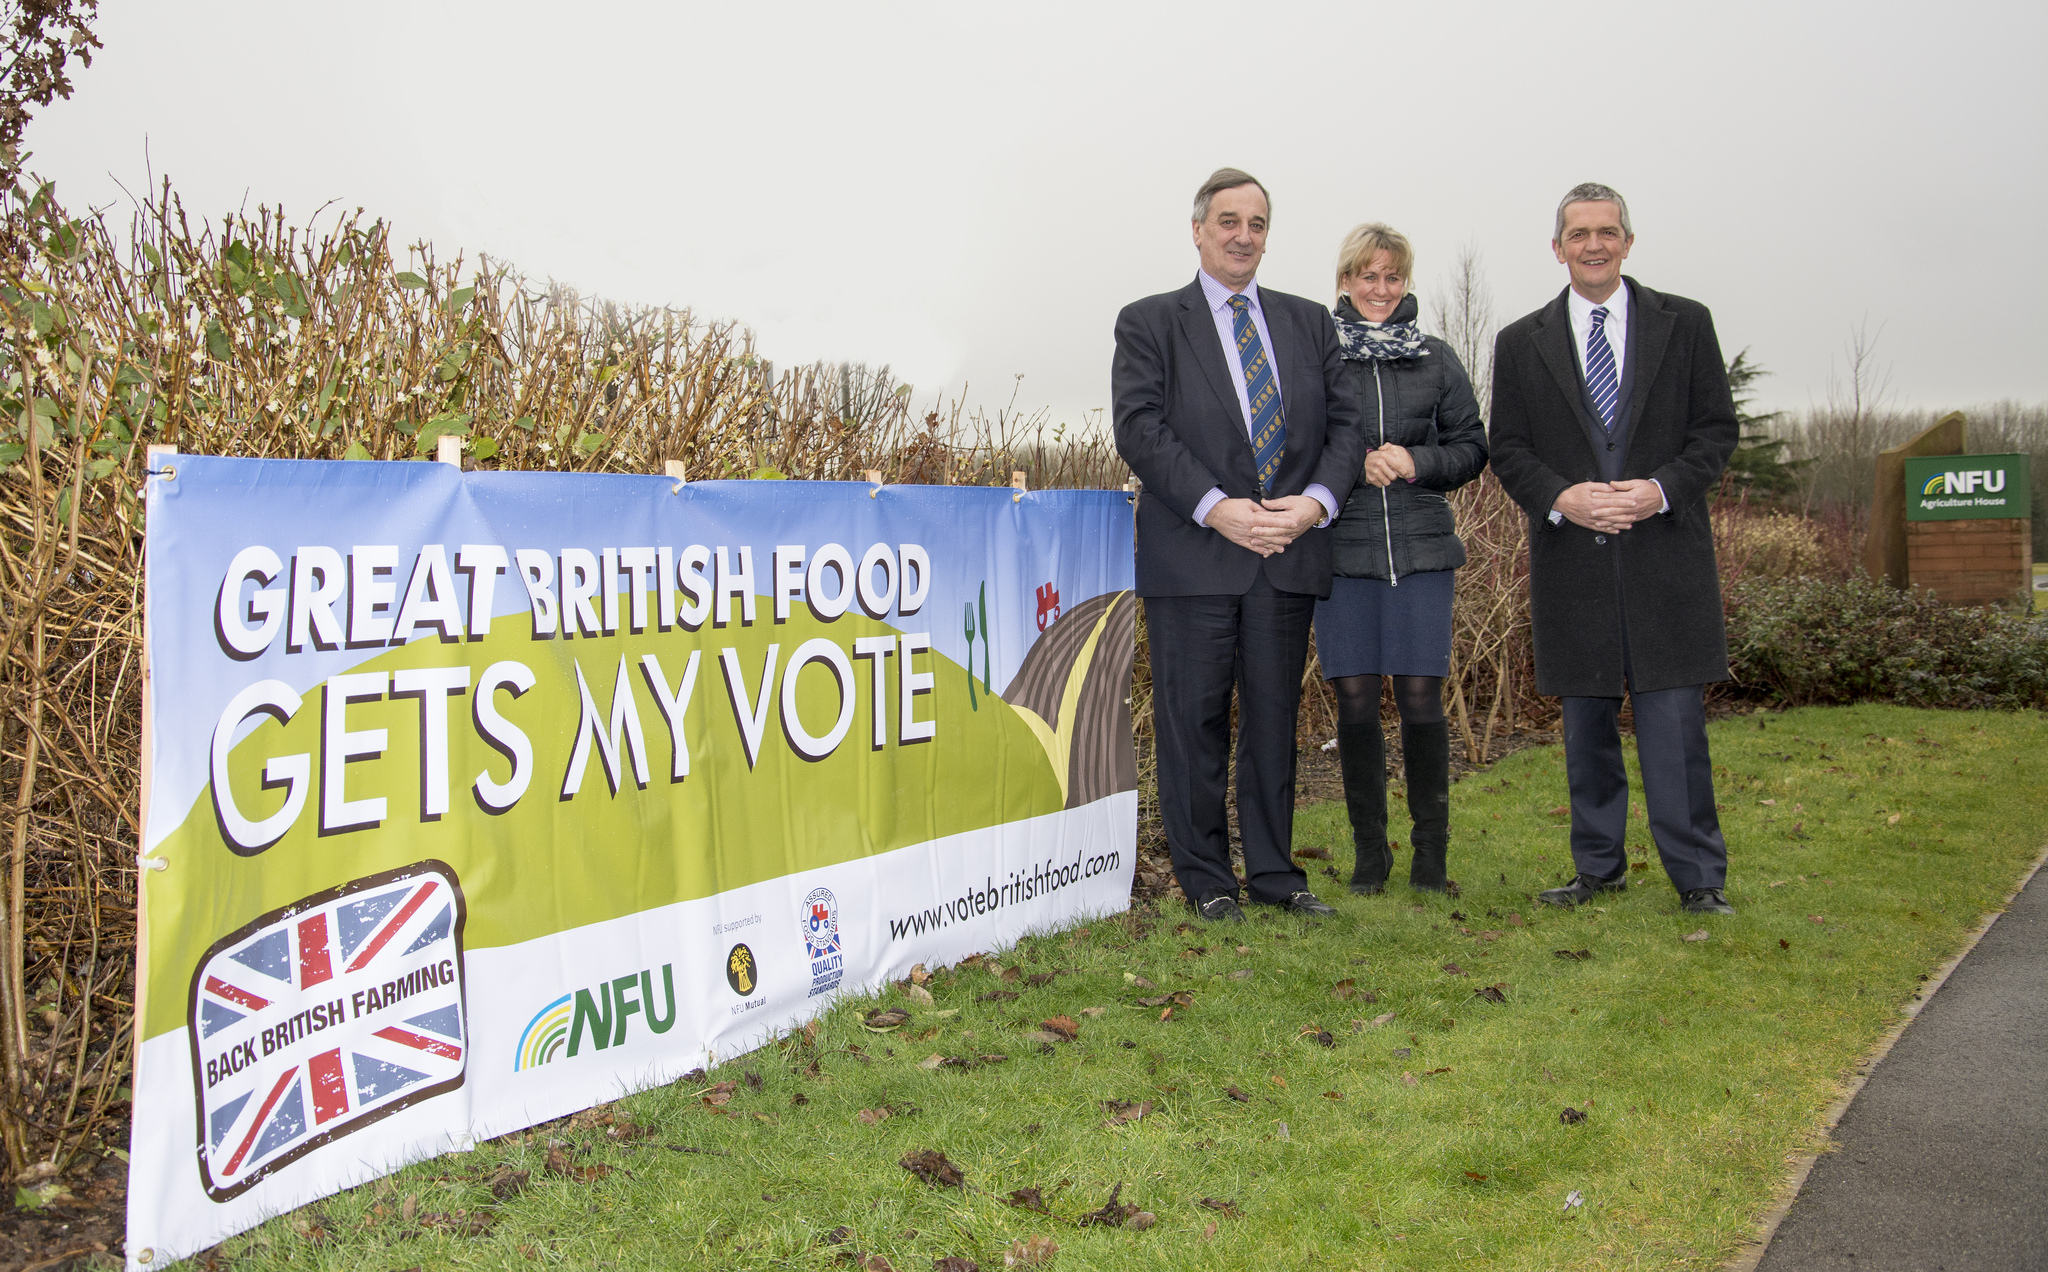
[29, 1, 2048, 429]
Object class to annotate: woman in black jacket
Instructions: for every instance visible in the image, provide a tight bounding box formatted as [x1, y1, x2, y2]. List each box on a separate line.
[1317, 223, 1489, 895]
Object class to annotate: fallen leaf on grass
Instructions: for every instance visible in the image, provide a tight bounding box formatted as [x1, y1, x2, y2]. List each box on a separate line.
[1554, 949, 1592, 961]
[1202, 1220, 1219, 1241]
[418, 1208, 498, 1237]
[1442, 963, 1466, 976]
[1198, 1196, 1243, 1218]
[1269, 1073, 1288, 1089]
[1004, 1186, 1052, 1212]
[1400, 1072, 1418, 1087]
[1331, 978, 1358, 1000]
[1292, 845, 1332, 860]
[1809, 914, 1826, 924]
[1101, 1099, 1152, 1126]
[1078, 1180, 1146, 1227]
[1760, 798, 1777, 806]
[1079, 1006, 1107, 1018]
[1887, 813, 1902, 825]
[1224, 1085, 1251, 1103]
[899, 1148, 966, 1188]
[918, 1054, 950, 1071]
[1473, 983, 1508, 1004]
[699, 1080, 739, 1107]
[665, 1143, 733, 1156]
[1683, 930, 1711, 943]
[1298, 1026, 1335, 1048]
[1322, 1091, 1344, 1101]
[864, 1008, 913, 1032]
[1563, 1189, 1584, 1212]
[978, 990, 1020, 1004]
[1392, 1047, 1411, 1059]
[1780, 939, 1791, 950]
[1560, 1107, 1587, 1125]
[1226, 968, 1254, 981]
[1027, 971, 1061, 987]
[1465, 1170, 1489, 1182]
[1003, 1236, 1060, 1267]
[605, 1119, 654, 1142]
[485, 1166, 530, 1201]
[1022, 1030, 1066, 1047]
[1368, 1012, 1396, 1027]
[1507, 911, 1526, 927]
[1040, 1015, 1080, 1041]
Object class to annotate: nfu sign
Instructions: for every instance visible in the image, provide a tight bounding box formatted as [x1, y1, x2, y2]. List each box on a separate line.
[1905, 453, 2031, 521]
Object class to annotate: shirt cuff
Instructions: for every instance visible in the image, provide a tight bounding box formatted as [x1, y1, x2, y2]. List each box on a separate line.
[1651, 478, 1669, 513]
[1192, 487, 1226, 528]
[1547, 509, 1564, 525]
[1304, 483, 1338, 528]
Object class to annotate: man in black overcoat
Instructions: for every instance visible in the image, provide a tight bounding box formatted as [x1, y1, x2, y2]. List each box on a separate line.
[1112, 168, 1364, 921]
[1489, 182, 1741, 916]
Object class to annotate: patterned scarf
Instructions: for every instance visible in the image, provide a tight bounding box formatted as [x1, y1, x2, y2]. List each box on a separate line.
[1335, 293, 1429, 363]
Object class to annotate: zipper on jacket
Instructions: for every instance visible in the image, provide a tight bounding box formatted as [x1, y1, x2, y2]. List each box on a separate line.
[1374, 363, 1398, 586]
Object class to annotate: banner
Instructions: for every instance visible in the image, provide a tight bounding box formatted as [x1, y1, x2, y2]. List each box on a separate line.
[129, 458, 1138, 1268]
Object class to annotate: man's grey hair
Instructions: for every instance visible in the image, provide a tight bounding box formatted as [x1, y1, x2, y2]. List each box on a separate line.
[1553, 182, 1632, 241]
[1193, 167, 1271, 224]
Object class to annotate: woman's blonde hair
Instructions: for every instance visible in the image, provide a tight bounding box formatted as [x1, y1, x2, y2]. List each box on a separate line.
[1335, 222, 1414, 296]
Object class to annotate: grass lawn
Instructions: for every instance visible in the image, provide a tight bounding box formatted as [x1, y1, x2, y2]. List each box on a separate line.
[218, 704, 2048, 1272]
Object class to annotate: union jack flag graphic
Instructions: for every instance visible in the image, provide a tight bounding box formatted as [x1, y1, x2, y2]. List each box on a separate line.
[187, 861, 467, 1201]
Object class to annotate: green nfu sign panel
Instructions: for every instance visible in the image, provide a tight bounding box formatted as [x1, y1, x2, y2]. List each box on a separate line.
[1903, 454, 2031, 521]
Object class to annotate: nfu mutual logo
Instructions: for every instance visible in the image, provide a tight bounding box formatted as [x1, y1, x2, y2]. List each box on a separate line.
[1922, 468, 2009, 496]
[513, 964, 676, 1071]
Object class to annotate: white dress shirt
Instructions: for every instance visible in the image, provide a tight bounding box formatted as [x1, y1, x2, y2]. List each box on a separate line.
[1549, 280, 1665, 522]
[1189, 270, 1337, 529]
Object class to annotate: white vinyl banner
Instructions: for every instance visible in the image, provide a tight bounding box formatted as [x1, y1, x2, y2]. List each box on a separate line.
[131, 460, 1138, 1268]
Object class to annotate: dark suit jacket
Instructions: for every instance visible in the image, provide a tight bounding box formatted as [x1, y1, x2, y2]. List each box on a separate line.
[1111, 277, 1364, 598]
[1489, 278, 1738, 697]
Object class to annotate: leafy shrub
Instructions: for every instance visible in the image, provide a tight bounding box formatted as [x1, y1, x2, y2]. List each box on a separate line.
[1726, 575, 2048, 709]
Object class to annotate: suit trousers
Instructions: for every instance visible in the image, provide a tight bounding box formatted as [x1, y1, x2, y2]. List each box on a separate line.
[1144, 571, 1314, 906]
[1562, 686, 1728, 893]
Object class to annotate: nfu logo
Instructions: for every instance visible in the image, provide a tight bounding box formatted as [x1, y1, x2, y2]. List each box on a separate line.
[513, 964, 676, 1071]
[1923, 469, 2009, 496]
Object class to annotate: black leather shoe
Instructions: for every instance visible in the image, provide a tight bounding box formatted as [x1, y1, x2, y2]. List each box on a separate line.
[1197, 894, 1246, 924]
[1283, 890, 1337, 918]
[1681, 887, 1736, 915]
[1537, 872, 1627, 908]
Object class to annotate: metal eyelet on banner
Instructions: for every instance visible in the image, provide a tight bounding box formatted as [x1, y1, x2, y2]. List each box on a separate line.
[140, 853, 167, 872]
[151, 465, 176, 481]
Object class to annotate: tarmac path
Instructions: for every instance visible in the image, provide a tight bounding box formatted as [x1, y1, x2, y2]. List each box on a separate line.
[1753, 861, 2047, 1271]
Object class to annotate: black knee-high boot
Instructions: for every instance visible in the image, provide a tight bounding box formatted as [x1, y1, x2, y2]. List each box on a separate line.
[1338, 721, 1393, 894]
[1404, 720, 1452, 892]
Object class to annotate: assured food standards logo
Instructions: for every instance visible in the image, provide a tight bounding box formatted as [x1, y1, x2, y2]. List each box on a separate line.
[187, 861, 467, 1201]
[802, 886, 844, 998]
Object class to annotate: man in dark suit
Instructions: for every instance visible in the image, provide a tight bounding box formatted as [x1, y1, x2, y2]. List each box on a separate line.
[1112, 168, 1364, 922]
[1489, 182, 1740, 916]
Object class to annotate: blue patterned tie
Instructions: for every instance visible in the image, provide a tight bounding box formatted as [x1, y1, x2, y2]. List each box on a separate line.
[1228, 294, 1286, 493]
[1585, 305, 1618, 431]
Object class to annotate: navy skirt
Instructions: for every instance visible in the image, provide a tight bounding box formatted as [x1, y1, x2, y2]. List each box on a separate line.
[1313, 570, 1455, 679]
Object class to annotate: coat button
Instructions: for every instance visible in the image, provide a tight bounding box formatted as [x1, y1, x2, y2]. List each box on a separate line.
[1606, 442, 1616, 451]
[1594, 534, 1607, 545]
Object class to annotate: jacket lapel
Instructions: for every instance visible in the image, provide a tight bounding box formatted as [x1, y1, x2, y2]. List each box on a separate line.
[1177, 278, 1251, 437]
[1621, 277, 1673, 432]
[1531, 289, 1608, 468]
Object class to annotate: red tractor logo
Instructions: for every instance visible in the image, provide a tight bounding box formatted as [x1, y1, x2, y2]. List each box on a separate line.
[1035, 583, 1061, 632]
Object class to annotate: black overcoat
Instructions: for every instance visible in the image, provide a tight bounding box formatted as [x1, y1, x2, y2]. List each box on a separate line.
[1488, 279, 1737, 697]
[1112, 277, 1364, 598]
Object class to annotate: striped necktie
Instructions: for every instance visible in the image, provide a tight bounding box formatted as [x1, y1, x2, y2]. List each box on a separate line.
[1585, 305, 1618, 431]
[1228, 294, 1286, 493]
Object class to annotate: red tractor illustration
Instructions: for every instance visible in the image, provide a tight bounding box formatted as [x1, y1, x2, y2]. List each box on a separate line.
[1035, 583, 1061, 632]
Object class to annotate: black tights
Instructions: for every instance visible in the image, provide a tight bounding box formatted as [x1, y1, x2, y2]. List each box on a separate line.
[1331, 674, 1445, 727]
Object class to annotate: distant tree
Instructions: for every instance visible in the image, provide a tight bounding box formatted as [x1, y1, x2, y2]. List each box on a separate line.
[0, 0, 100, 179]
[1721, 348, 1803, 500]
